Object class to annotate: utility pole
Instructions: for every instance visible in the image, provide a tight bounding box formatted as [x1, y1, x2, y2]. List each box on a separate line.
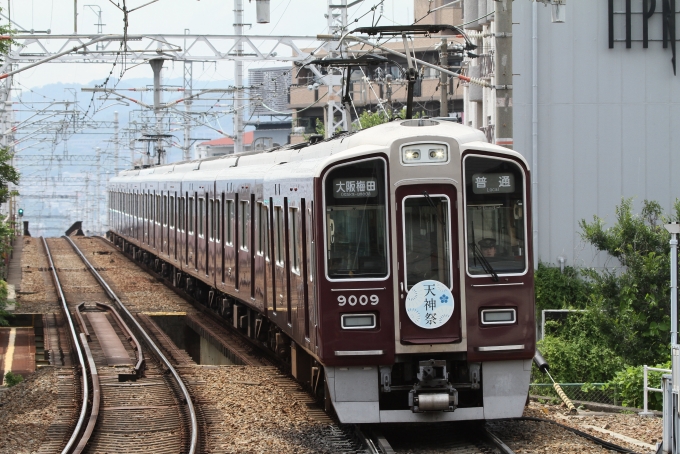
[150, 58, 165, 165]
[114, 111, 119, 174]
[96, 146, 101, 233]
[74, 0, 78, 34]
[183, 30, 193, 161]
[439, 37, 448, 117]
[495, 0, 513, 149]
[234, 0, 244, 154]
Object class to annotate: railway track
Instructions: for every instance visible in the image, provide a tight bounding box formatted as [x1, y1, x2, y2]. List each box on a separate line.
[78, 235, 645, 454]
[43, 236, 199, 453]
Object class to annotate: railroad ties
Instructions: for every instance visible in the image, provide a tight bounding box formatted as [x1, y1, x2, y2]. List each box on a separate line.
[41, 237, 198, 454]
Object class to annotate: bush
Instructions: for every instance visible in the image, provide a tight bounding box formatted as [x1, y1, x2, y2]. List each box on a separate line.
[536, 334, 625, 384]
[606, 362, 671, 410]
[4, 371, 23, 387]
[535, 263, 591, 312]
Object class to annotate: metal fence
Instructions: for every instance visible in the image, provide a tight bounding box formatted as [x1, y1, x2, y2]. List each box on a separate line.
[529, 383, 620, 406]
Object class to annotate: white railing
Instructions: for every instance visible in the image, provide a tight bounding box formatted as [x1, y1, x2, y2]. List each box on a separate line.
[641, 365, 671, 416]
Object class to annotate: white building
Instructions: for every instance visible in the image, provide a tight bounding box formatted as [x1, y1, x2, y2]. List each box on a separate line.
[464, 0, 680, 268]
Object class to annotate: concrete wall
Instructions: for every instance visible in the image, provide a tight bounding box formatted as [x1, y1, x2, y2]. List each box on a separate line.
[513, 0, 680, 268]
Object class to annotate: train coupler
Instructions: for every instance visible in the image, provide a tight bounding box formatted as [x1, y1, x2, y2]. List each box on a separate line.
[408, 359, 458, 413]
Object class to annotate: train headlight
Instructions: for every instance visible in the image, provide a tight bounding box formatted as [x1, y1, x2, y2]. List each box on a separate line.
[400, 143, 449, 165]
[341, 313, 377, 329]
[481, 308, 516, 325]
[428, 148, 447, 162]
[403, 149, 421, 162]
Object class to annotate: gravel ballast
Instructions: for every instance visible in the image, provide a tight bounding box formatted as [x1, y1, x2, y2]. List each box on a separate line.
[0, 367, 59, 454]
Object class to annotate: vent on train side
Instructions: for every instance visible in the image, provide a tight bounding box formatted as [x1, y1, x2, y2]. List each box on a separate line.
[401, 119, 440, 127]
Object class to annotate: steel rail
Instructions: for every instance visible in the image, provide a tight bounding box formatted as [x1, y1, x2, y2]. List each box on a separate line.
[63, 236, 199, 454]
[74, 333, 101, 454]
[42, 238, 90, 454]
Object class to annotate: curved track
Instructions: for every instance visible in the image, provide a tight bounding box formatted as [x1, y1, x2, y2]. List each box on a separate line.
[44, 236, 199, 454]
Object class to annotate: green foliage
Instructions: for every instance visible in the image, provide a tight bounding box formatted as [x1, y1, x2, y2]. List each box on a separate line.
[537, 334, 625, 384]
[4, 371, 23, 387]
[535, 263, 591, 312]
[579, 198, 677, 366]
[606, 362, 671, 410]
[0, 279, 10, 327]
[0, 147, 19, 204]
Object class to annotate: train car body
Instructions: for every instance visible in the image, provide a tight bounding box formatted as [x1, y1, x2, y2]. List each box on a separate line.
[107, 119, 535, 423]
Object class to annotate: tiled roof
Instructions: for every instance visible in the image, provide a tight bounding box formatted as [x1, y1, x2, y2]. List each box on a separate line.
[199, 130, 255, 147]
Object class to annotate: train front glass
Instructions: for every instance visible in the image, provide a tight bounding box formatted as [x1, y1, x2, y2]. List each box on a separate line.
[464, 155, 527, 276]
[324, 158, 388, 279]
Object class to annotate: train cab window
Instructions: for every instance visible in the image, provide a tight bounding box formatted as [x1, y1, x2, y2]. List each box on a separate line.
[275, 206, 284, 265]
[198, 197, 205, 237]
[289, 207, 300, 273]
[188, 197, 195, 234]
[240, 201, 249, 250]
[464, 155, 527, 276]
[403, 195, 452, 289]
[324, 158, 388, 279]
[226, 200, 234, 245]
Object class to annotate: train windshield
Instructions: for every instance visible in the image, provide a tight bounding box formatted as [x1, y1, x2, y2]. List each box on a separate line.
[403, 195, 451, 289]
[324, 159, 388, 279]
[464, 155, 527, 276]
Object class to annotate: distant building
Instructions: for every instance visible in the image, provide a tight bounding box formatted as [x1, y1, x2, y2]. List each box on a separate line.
[195, 131, 254, 159]
[288, 0, 465, 143]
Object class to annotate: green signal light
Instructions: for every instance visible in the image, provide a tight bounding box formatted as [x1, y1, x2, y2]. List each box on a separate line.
[18, 208, 23, 216]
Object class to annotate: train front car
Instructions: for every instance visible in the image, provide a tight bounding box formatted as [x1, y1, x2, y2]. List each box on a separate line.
[316, 119, 534, 423]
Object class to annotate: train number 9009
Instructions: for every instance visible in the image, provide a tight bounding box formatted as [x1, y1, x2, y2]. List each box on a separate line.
[337, 295, 379, 306]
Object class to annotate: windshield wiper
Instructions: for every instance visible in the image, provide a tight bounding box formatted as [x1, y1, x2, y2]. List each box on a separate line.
[472, 244, 499, 282]
[423, 191, 445, 225]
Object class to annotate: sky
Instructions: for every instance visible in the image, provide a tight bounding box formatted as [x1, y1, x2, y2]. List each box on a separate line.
[7, 0, 416, 89]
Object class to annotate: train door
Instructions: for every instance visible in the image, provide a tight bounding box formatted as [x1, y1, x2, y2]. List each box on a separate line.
[197, 194, 207, 276]
[161, 191, 170, 256]
[186, 193, 196, 270]
[395, 184, 461, 344]
[168, 192, 177, 258]
[237, 193, 252, 297]
[253, 200, 268, 313]
[273, 200, 290, 330]
[179, 192, 186, 266]
[287, 200, 303, 337]
[224, 196, 236, 291]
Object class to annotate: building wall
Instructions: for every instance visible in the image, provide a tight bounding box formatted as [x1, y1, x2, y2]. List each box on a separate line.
[513, 1, 680, 268]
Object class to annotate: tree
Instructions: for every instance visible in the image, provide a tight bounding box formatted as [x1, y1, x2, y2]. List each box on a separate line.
[577, 198, 676, 366]
[0, 147, 19, 204]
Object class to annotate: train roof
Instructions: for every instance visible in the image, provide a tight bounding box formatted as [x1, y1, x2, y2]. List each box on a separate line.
[109, 120, 525, 187]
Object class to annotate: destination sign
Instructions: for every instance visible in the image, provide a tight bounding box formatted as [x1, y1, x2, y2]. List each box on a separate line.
[471, 173, 515, 194]
[333, 178, 378, 198]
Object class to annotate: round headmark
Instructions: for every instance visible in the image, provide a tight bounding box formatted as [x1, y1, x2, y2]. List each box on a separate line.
[405, 280, 454, 329]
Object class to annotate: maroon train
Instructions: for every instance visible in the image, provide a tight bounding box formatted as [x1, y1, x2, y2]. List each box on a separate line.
[107, 118, 535, 423]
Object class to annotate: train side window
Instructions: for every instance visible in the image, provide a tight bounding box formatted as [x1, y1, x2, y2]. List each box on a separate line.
[240, 200, 249, 250]
[289, 207, 300, 274]
[275, 206, 284, 266]
[198, 197, 205, 237]
[257, 202, 266, 256]
[156, 195, 161, 225]
[215, 199, 221, 243]
[225, 200, 233, 245]
[208, 199, 214, 240]
[188, 197, 195, 234]
[178, 197, 185, 231]
[163, 195, 168, 226]
[169, 196, 175, 228]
